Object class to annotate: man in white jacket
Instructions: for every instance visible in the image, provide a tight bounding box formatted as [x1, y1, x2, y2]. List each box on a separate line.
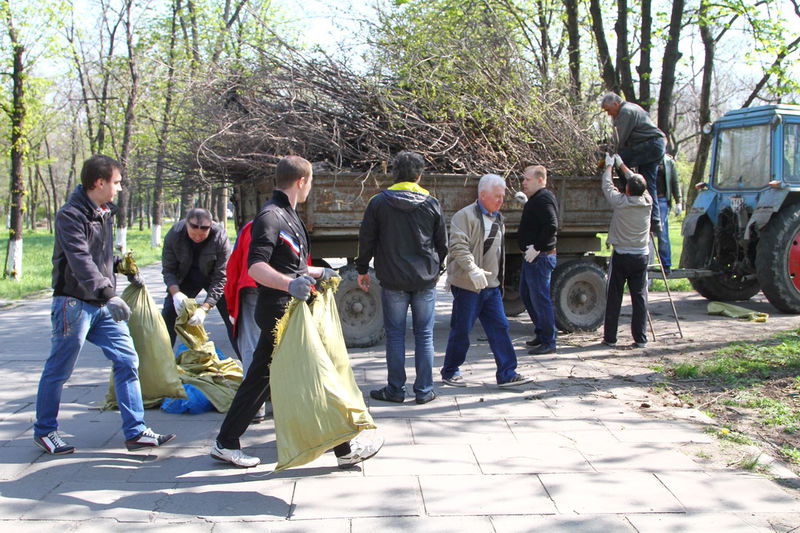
[440, 174, 533, 388]
[601, 153, 653, 349]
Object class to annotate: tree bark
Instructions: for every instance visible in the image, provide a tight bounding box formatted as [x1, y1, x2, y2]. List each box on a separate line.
[116, 0, 139, 253]
[657, 0, 685, 149]
[615, 0, 636, 102]
[636, 0, 652, 109]
[688, 0, 716, 206]
[563, 0, 580, 100]
[4, 9, 25, 280]
[589, 0, 617, 92]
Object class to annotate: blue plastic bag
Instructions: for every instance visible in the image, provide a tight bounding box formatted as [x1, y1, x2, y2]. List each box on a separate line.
[161, 384, 215, 414]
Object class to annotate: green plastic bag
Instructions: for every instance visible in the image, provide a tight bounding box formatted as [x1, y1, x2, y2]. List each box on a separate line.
[173, 299, 243, 412]
[708, 301, 769, 322]
[271, 279, 376, 472]
[105, 283, 187, 409]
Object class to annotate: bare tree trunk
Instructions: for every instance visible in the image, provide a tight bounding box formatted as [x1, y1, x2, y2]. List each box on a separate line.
[688, 0, 716, 206]
[44, 137, 59, 222]
[637, 0, 652, 109]
[4, 10, 25, 280]
[563, 0, 581, 100]
[37, 166, 52, 233]
[116, 0, 139, 253]
[657, 0, 685, 149]
[589, 0, 617, 92]
[614, 0, 636, 102]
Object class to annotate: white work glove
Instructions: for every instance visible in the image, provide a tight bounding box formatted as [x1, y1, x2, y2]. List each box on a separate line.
[604, 152, 614, 167]
[187, 307, 207, 326]
[524, 245, 540, 263]
[468, 268, 491, 290]
[614, 154, 623, 168]
[288, 275, 315, 300]
[673, 202, 683, 216]
[514, 191, 528, 204]
[106, 296, 131, 322]
[172, 291, 188, 315]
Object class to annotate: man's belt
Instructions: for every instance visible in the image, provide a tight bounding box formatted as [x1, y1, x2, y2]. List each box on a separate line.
[544, 249, 557, 255]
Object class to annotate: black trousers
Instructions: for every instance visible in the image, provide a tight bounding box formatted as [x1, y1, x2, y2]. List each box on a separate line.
[162, 285, 238, 358]
[603, 252, 649, 345]
[215, 291, 351, 457]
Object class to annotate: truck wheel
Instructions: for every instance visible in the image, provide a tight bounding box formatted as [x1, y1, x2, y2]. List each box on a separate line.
[551, 260, 606, 332]
[756, 204, 800, 313]
[502, 254, 525, 317]
[682, 221, 760, 301]
[334, 266, 385, 348]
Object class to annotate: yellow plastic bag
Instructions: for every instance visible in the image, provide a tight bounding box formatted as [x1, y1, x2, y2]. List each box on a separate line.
[105, 283, 186, 409]
[708, 301, 769, 322]
[271, 280, 376, 471]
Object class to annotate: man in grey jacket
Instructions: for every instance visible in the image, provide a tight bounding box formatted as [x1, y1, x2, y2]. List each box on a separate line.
[440, 174, 533, 388]
[161, 208, 232, 348]
[601, 153, 653, 349]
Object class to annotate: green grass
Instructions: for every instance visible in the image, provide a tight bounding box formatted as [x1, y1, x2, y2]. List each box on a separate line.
[780, 444, 800, 464]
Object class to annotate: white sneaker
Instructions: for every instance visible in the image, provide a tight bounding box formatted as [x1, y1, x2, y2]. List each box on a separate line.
[210, 443, 261, 468]
[337, 435, 384, 469]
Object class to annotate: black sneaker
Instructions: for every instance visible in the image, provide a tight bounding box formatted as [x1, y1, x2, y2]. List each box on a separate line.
[415, 392, 437, 404]
[125, 428, 176, 451]
[370, 387, 405, 403]
[528, 344, 556, 355]
[525, 338, 542, 347]
[34, 431, 75, 455]
[498, 374, 535, 388]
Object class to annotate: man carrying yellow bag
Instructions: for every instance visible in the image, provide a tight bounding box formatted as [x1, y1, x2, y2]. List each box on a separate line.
[211, 155, 383, 469]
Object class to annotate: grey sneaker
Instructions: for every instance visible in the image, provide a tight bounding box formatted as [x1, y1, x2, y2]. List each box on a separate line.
[498, 374, 535, 388]
[337, 435, 385, 469]
[442, 375, 467, 387]
[34, 431, 75, 455]
[211, 443, 261, 468]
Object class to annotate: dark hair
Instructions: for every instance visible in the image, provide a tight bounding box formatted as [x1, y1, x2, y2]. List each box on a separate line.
[392, 151, 425, 183]
[275, 155, 312, 189]
[81, 154, 122, 190]
[627, 174, 647, 196]
[185, 207, 212, 225]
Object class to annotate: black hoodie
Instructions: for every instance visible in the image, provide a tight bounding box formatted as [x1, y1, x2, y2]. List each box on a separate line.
[356, 184, 448, 291]
[52, 185, 118, 305]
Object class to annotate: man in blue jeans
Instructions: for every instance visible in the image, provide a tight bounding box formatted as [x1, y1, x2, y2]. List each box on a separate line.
[34, 155, 175, 455]
[518, 165, 559, 355]
[356, 151, 448, 405]
[440, 174, 533, 388]
[655, 154, 682, 273]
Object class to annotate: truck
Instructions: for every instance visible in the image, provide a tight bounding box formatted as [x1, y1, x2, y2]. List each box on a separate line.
[232, 171, 613, 347]
[681, 104, 800, 313]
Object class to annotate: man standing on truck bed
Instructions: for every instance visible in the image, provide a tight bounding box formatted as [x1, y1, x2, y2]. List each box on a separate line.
[440, 173, 534, 388]
[601, 92, 666, 235]
[356, 150, 448, 405]
[601, 153, 652, 349]
[518, 165, 559, 356]
[212, 155, 383, 468]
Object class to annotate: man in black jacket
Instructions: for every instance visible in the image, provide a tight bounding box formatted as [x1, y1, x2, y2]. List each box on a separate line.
[34, 154, 175, 455]
[518, 165, 559, 355]
[356, 151, 448, 405]
[161, 208, 232, 349]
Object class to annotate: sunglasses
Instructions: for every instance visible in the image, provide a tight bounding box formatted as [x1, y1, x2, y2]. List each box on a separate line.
[188, 221, 211, 231]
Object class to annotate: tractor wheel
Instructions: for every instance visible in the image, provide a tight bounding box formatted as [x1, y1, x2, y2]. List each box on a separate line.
[334, 265, 385, 348]
[681, 221, 760, 301]
[551, 260, 606, 333]
[756, 204, 800, 313]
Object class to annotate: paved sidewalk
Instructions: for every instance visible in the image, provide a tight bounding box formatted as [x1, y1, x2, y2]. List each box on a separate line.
[1, 263, 799, 531]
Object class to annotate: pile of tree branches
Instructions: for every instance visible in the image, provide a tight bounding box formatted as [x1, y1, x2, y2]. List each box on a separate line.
[188, 50, 601, 181]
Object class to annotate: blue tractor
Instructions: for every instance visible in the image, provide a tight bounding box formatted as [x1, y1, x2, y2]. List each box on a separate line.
[681, 104, 800, 312]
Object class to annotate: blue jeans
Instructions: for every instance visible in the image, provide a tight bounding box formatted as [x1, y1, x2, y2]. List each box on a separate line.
[657, 196, 672, 269]
[441, 286, 518, 384]
[519, 254, 557, 349]
[35, 296, 147, 440]
[619, 136, 666, 229]
[381, 287, 436, 399]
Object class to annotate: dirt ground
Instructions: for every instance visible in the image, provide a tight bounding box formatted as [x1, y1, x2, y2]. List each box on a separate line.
[546, 289, 800, 477]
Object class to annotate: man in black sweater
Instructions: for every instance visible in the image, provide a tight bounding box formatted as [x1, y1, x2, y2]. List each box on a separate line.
[518, 165, 559, 355]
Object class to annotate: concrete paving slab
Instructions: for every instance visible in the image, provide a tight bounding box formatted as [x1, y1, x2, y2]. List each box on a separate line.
[539, 472, 683, 514]
[626, 512, 765, 532]
[419, 473, 556, 516]
[0, 520, 80, 532]
[602, 418, 713, 444]
[578, 442, 705, 471]
[73, 519, 215, 532]
[290, 476, 421, 519]
[409, 418, 516, 445]
[0, 444, 45, 480]
[656, 471, 800, 513]
[23, 480, 173, 521]
[352, 515, 494, 532]
[737, 512, 800, 532]
[491, 514, 636, 532]
[368, 395, 460, 418]
[456, 392, 555, 418]
[369, 418, 413, 445]
[154, 479, 294, 522]
[362, 443, 479, 476]
[471, 442, 593, 474]
[512, 428, 621, 449]
[214, 518, 350, 532]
